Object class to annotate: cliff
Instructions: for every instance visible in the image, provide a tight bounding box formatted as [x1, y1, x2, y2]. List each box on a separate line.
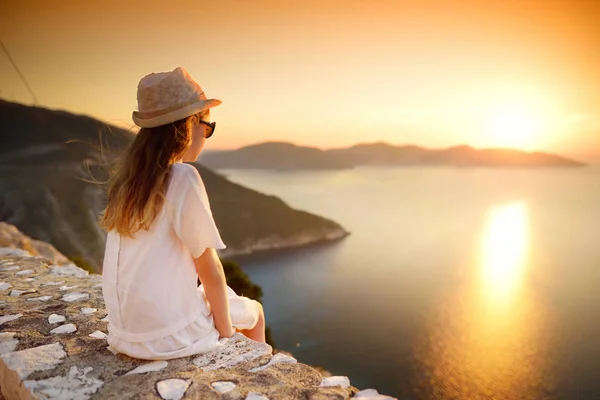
[0, 100, 349, 272]
[0, 228, 394, 400]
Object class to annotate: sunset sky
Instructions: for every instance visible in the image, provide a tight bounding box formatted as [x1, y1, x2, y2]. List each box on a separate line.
[1, 0, 599, 158]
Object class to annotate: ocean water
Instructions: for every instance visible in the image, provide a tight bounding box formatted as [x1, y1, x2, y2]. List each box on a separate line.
[220, 166, 600, 400]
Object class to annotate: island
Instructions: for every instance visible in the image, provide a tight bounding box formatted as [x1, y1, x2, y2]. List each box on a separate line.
[199, 141, 585, 170]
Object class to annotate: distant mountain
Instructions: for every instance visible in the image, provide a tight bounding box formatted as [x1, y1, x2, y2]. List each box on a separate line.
[327, 142, 428, 165]
[200, 142, 355, 170]
[412, 145, 585, 167]
[0, 100, 348, 271]
[200, 142, 585, 170]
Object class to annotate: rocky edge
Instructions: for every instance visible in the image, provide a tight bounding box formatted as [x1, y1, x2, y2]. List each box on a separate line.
[0, 228, 394, 400]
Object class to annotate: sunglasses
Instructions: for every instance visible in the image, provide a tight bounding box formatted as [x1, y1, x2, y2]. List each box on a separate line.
[199, 120, 216, 139]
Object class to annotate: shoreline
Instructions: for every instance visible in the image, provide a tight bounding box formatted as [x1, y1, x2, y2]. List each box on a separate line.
[221, 230, 350, 265]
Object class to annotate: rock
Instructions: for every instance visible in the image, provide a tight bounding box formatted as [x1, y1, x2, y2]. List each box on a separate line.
[88, 331, 107, 340]
[15, 269, 34, 276]
[0, 222, 70, 265]
[50, 264, 88, 278]
[9, 289, 36, 296]
[27, 295, 52, 302]
[48, 314, 66, 324]
[50, 324, 77, 334]
[353, 388, 396, 399]
[23, 366, 104, 400]
[246, 393, 270, 400]
[0, 332, 18, 355]
[0, 313, 22, 325]
[321, 376, 351, 388]
[0, 282, 11, 291]
[211, 381, 236, 393]
[61, 292, 89, 302]
[42, 281, 65, 286]
[125, 360, 168, 375]
[0, 236, 394, 400]
[0, 342, 66, 379]
[250, 352, 298, 372]
[60, 285, 78, 291]
[156, 379, 191, 400]
[80, 307, 97, 314]
[193, 333, 272, 371]
[0, 247, 30, 257]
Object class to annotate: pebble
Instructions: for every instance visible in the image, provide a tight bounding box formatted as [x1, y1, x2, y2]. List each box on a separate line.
[156, 379, 191, 400]
[125, 360, 168, 375]
[88, 331, 107, 339]
[41, 281, 65, 286]
[353, 389, 397, 399]
[80, 307, 97, 314]
[321, 376, 351, 388]
[0, 314, 22, 326]
[15, 269, 34, 276]
[250, 352, 297, 372]
[48, 314, 66, 324]
[9, 289, 35, 296]
[50, 324, 77, 334]
[246, 393, 270, 400]
[0, 282, 12, 291]
[61, 292, 89, 302]
[211, 381, 236, 393]
[27, 295, 52, 302]
[50, 264, 88, 278]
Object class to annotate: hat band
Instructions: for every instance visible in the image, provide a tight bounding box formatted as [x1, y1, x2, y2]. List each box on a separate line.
[135, 93, 206, 119]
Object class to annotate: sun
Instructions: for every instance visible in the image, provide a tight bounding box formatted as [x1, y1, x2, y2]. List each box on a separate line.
[485, 105, 541, 151]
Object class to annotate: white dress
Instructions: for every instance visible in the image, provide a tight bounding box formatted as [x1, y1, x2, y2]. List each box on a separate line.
[102, 162, 260, 360]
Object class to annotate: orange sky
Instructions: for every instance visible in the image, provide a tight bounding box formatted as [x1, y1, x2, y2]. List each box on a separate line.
[1, 0, 599, 157]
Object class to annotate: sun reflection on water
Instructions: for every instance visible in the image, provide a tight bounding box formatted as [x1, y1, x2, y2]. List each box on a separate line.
[480, 202, 528, 304]
[412, 201, 557, 400]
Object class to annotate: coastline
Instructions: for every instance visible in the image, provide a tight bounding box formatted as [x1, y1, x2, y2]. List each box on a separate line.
[220, 227, 350, 264]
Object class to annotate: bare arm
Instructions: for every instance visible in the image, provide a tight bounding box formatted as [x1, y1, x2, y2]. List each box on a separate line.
[194, 248, 233, 339]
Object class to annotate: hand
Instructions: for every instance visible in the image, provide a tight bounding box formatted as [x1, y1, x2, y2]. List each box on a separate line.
[217, 323, 234, 339]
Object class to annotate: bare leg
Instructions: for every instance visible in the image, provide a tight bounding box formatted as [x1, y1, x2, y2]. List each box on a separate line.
[238, 302, 265, 342]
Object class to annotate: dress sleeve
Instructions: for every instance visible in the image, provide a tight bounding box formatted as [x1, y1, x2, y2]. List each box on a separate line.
[172, 166, 226, 258]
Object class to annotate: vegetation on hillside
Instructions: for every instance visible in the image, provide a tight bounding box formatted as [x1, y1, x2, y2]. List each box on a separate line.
[0, 99, 348, 271]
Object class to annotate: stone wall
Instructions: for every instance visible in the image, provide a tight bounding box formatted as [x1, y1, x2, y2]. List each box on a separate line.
[0, 229, 395, 400]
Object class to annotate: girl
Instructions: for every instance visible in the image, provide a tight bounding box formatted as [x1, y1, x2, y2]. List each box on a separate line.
[100, 67, 265, 360]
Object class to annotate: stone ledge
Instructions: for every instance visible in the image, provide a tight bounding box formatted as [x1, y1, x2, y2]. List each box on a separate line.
[0, 249, 395, 399]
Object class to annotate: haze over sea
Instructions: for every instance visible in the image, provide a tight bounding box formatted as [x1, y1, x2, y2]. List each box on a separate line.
[222, 166, 600, 400]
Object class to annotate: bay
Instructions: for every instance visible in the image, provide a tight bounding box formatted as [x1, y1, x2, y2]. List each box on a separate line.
[222, 166, 600, 400]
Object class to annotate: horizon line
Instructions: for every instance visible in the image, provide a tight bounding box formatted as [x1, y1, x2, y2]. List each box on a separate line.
[206, 141, 599, 159]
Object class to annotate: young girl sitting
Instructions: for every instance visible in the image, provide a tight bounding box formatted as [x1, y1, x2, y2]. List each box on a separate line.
[100, 66, 265, 360]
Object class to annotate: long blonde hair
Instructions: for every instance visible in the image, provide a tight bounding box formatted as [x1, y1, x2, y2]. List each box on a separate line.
[100, 112, 204, 236]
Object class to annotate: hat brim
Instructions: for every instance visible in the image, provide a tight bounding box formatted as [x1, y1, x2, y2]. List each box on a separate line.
[132, 99, 222, 128]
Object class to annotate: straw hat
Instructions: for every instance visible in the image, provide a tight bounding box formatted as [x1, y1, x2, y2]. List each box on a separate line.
[132, 67, 221, 128]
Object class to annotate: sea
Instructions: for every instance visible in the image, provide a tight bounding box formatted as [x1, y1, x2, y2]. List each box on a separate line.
[220, 166, 600, 400]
